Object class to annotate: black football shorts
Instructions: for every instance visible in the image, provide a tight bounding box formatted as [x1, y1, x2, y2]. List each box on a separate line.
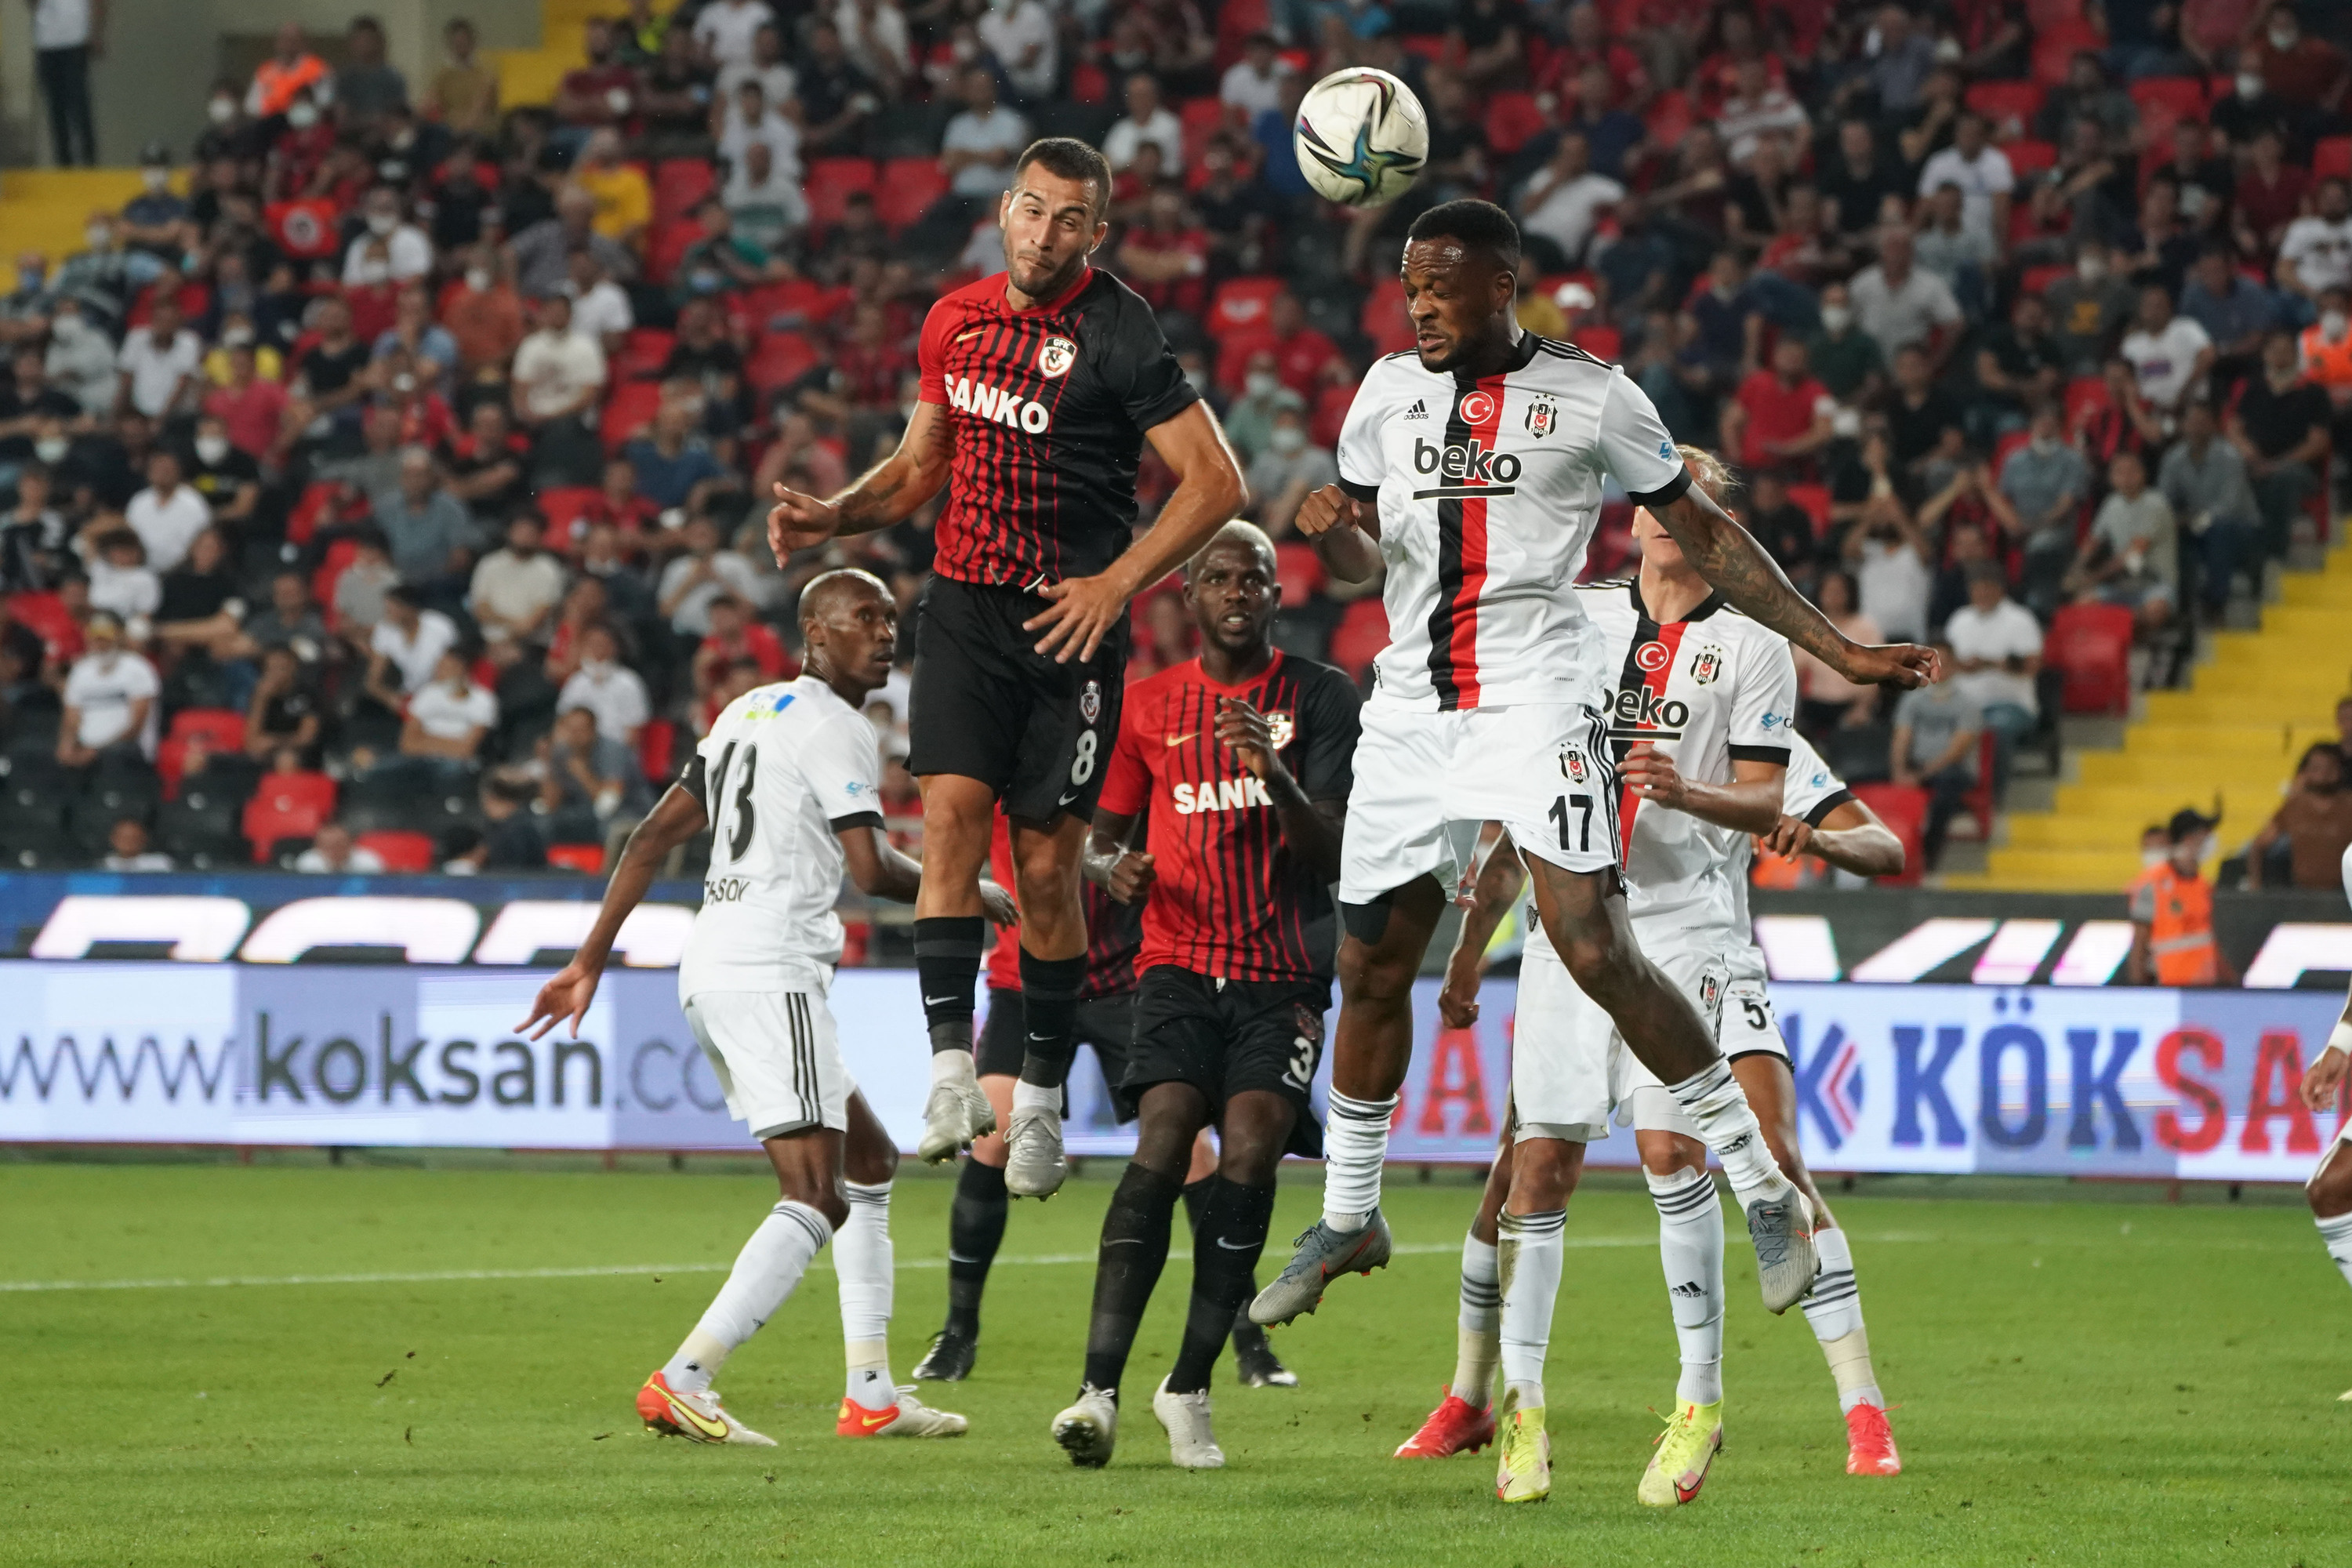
[908, 575, 1127, 823]
[1119, 965, 1328, 1158]
[974, 985, 1139, 1123]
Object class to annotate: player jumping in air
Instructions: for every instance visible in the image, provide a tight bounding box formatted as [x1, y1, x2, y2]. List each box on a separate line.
[767, 138, 1246, 1200]
[912, 823, 1294, 1388]
[1396, 467, 1910, 1504]
[1253, 200, 1938, 1334]
[517, 571, 993, 1445]
[1049, 523, 1359, 1469]
[2296, 844, 2352, 1400]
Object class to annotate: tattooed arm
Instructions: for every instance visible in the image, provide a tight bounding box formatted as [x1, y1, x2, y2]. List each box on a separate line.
[1646, 480, 1942, 688]
[765, 400, 954, 558]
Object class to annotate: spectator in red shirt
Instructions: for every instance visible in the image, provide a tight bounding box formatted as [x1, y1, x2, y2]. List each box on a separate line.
[580, 456, 661, 539]
[829, 301, 911, 410]
[555, 19, 642, 142]
[1263, 289, 1338, 396]
[1723, 335, 1835, 473]
[201, 341, 289, 460]
[2232, 125, 2309, 262]
[441, 246, 527, 378]
[692, 591, 793, 702]
[1116, 185, 1211, 318]
[2249, 5, 2350, 113]
[1544, 1, 1650, 103]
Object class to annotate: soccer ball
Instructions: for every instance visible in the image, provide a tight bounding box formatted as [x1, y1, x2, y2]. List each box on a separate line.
[1293, 67, 1428, 209]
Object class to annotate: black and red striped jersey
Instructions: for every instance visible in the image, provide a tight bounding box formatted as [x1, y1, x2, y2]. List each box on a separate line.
[1096, 652, 1361, 983]
[984, 810, 1142, 998]
[915, 267, 1198, 588]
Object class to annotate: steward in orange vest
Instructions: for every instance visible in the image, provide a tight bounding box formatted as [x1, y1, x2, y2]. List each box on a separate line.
[2128, 808, 2232, 986]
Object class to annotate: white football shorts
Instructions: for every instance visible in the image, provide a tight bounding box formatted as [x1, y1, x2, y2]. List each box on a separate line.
[684, 989, 854, 1139]
[1512, 924, 1787, 1143]
[1339, 700, 1621, 908]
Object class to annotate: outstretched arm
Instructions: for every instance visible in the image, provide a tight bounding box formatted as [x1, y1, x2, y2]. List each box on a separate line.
[766, 400, 953, 559]
[1759, 795, 1906, 878]
[516, 782, 709, 1039]
[1648, 479, 1941, 689]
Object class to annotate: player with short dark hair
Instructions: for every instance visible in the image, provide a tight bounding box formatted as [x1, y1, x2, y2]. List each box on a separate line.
[1047, 522, 1359, 1470]
[1255, 199, 1936, 1352]
[768, 136, 1247, 1200]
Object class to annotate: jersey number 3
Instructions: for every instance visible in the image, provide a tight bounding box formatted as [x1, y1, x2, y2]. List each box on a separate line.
[1548, 793, 1593, 854]
[709, 741, 760, 863]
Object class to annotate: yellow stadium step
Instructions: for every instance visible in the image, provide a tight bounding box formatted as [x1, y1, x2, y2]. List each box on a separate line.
[544, 0, 677, 24]
[2072, 751, 2253, 789]
[1976, 848, 2154, 890]
[2122, 723, 2292, 757]
[0, 169, 158, 267]
[493, 49, 571, 109]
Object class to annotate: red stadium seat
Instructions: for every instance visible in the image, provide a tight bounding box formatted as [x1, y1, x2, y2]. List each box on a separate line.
[1179, 96, 1230, 169]
[358, 829, 435, 873]
[875, 156, 950, 232]
[2129, 76, 2206, 119]
[312, 538, 358, 630]
[156, 738, 192, 799]
[1851, 784, 1929, 886]
[169, 707, 247, 752]
[601, 379, 665, 454]
[2045, 603, 2136, 714]
[535, 485, 601, 545]
[639, 717, 677, 784]
[1359, 276, 1413, 355]
[746, 330, 819, 393]
[1646, 89, 1694, 153]
[1070, 61, 1109, 103]
[1483, 91, 1550, 156]
[653, 158, 717, 228]
[2027, 0, 2085, 27]
[742, 278, 843, 331]
[2021, 263, 2071, 298]
[547, 843, 606, 874]
[241, 773, 336, 862]
[615, 328, 675, 379]
[805, 157, 880, 228]
[1309, 380, 1353, 448]
[1214, 328, 1279, 391]
[1328, 598, 1389, 684]
[2063, 373, 2112, 436]
[1965, 80, 2046, 140]
[285, 479, 344, 547]
[2316, 137, 2352, 181]
[1273, 541, 1325, 606]
[1570, 323, 1621, 361]
[1209, 276, 1284, 339]
[1784, 482, 1831, 536]
[644, 217, 702, 287]
[2003, 138, 2058, 178]
[2032, 23, 2102, 86]
[5, 590, 73, 653]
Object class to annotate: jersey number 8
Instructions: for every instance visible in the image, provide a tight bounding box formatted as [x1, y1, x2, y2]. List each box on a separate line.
[1069, 729, 1098, 786]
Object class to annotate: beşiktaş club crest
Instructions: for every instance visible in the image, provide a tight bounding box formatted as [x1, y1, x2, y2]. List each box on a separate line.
[1524, 396, 1558, 438]
[1079, 679, 1102, 724]
[1700, 972, 1722, 1012]
[1036, 335, 1076, 379]
[1690, 644, 1723, 684]
[1264, 710, 1295, 750]
[1559, 744, 1588, 782]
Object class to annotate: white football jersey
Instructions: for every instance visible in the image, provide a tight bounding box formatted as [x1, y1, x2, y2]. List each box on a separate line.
[677, 675, 884, 1000]
[1722, 729, 1858, 971]
[1575, 579, 1800, 927]
[1334, 336, 1688, 713]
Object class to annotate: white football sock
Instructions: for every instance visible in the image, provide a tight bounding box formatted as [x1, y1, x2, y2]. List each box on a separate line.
[1665, 1059, 1791, 1207]
[1454, 1231, 1501, 1408]
[930, 1049, 976, 1088]
[664, 1200, 833, 1395]
[837, 1181, 895, 1408]
[2316, 1210, 2352, 1294]
[1497, 1207, 1566, 1411]
[1647, 1167, 1724, 1407]
[1799, 1225, 1882, 1412]
[1011, 1080, 1059, 1116]
[1320, 1090, 1397, 1232]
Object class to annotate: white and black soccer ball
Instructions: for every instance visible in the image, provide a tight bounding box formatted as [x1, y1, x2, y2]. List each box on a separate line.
[1293, 67, 1429, 209]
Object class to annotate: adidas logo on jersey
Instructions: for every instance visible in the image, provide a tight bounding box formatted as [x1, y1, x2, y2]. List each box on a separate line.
[1403, 398, 1428, 419]
[1171, 777, 1274, 815]
[945, 374, 1051, 433]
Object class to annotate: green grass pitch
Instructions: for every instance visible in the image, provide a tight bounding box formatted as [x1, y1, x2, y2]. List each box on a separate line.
[3, 1157, 2348, 1568]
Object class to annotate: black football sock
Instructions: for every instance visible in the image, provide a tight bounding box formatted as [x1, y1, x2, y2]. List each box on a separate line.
[1165, 1177, 1276, 1395]
[1015, 950, 1087, 1087]
[1179, 1174, 1214, 1232]
[913, 916, 987, 1052]
[942, 1158, 1008, 1338]
[1181, 1176, 1265, 1348]
[1080, 1162, 1181, 1396]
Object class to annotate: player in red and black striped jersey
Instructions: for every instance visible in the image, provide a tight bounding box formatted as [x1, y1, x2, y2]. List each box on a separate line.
[768, 137, 1247, 1198]
[1049, 523, 1359, 1470]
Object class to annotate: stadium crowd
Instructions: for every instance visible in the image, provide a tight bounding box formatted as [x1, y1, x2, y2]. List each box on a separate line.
[2, 0, 2350, 878]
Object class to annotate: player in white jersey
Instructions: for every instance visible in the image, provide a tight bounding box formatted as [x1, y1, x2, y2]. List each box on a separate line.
[518, 571, 1004, 1445]
[2296, 844, 2352, 1399]
[1254, 199, 1939, 1348]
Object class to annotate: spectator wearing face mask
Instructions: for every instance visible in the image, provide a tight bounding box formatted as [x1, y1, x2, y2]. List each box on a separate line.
[120, 143, 190, 258]
[58, 612, 159, 766]
[114, 296, 201, 422]
[2042, 241, 2138, 376]
[343, 187, 433, 285]
[1243, 407, 1338, 537]
[1219, 348, 1305, 465]
[1802, 282, 1886, 406]
[555, 621, 649, 746]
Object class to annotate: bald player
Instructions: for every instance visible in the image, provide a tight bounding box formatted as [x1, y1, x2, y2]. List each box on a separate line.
[521, 571, 1004, 1445]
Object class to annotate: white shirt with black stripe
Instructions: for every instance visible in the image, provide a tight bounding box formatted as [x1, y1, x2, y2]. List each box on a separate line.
[677, 675, 882, 1000]
[1333, 334, 1689, 714]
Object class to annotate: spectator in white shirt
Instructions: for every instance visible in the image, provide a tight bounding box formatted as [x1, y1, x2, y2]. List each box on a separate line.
[2278, 178, 2352, 301]
[510, 292, 607, 464]
[715, 76, 804, 183]
[1219, 32, 1290, 119]
[557, 622, 651, 745]
[835, 0, 911, 89]
[368, 585, 461, 696]
[114, 295, 201, 420]
[470, 512, 570, 654]
[1517, 130, 1624, 267]
[691, 0, 776, 70]
[1848, 227, 1963, 364]
[342, 186, 434, 285]
[979, 0, 1057, 102]
[715, 21, 797, 109]
[1944, 560, 2043, 788]
[101, 817, 175, 872]
[58, 613, 159, 764]
[88, 528, 162, 626]
[1843, 496, 1933, 642]
[724, 138, 811, 246]
[1104, 72, 1184, 173]
[564, 249, 634, 356]
[940, 66, 1029, 200]
[399, 648, 499, 775]
[1717, 56, 1809, 167]
[2120, 284, 2214, 430]
[123, 448, 210, 573]
[1915, 112, 2014, 250]
[658, 515, 768, 636]
[294, 821, 387, 874]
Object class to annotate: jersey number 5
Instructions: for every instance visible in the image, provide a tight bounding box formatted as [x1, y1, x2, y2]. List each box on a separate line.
[1548, 793, 1593, 854]
[709, 741, 760, 862]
